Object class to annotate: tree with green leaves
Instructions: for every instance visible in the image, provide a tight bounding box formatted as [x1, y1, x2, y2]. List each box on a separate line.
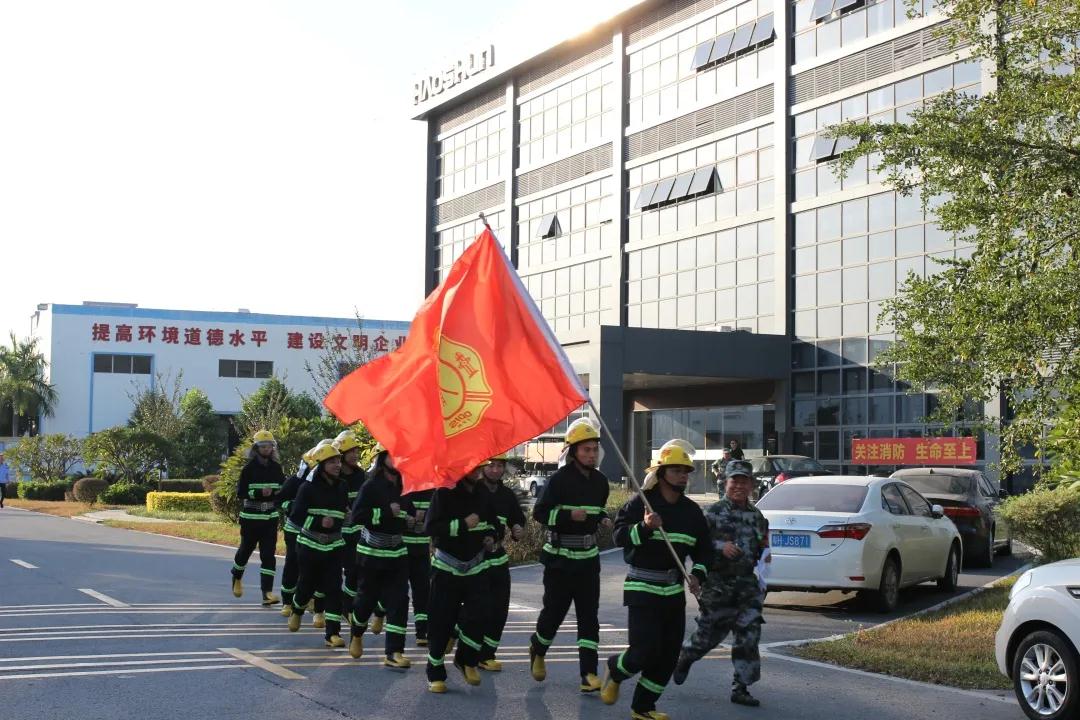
[6, 434, 82, 481]
[303, 315, 376, 400]
[176, 388, 226, 477]
[831, 0, 1080, 477]
[0, 333, 57, 436]
[83, 427, 172, 484]
[232, 377, 322, 441]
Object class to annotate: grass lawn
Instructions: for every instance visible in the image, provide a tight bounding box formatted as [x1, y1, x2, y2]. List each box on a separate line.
[794, 577, 1017, 689]
[4, 499, 131, 517]
[126, 507, 220, 523]
[101, 519, 287, 555]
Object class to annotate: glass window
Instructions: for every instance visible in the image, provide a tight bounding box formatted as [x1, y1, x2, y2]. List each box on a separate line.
[844, 367, 867, 393]
[896, 394, 924, 423]
[899, 485, 932, 517]
[842, 197, 868, 234]
[868, 261, 894, 300]
[869, 395, 894, 424]
[255, 361, 274, 379]
[113, 355, 132, 374]
[818, 430, 840, 460]
[795, 400, 817, 426]
[881, 484, 910, 515]
[896, 225, 923, 255]
[818, 270, 842, 305]
[819, 241, 842, 270]
[817, 400, 840, 426]
[93, 354, 112, 373]
[842, 337, 868, 365]
[844, 235, 868, 264]
[818, 204, 841, 241]
[218, 359, 235, 378]
[757, 483, 869, 513]
[132, 355, 152, 375]
[869, 231, 893, 259]
[794, 371, 815, 395]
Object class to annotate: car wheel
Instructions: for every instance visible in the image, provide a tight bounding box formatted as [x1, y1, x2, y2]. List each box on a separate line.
[870, 556, 900, 613]
[975, 529, 995, 568]
[936, 543, 960, 592]
[1012, 629, 1079, 720]
[529, 482, 538, 498]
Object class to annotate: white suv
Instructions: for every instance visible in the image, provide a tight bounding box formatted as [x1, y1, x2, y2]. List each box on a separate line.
[996, 558, 1080, 720]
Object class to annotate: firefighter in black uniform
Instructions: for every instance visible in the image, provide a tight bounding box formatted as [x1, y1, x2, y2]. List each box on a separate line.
[287, 441, 349, 647]
[423, 466, 501, 693]
[231, 430, 286, 605]
[529, 418, 611, 693]
[335, 431, 367, 609]
[401, 484, 434, 646]
[601, 440, 712, 720]
[277, 443, 319, 617]
[478, 453, 526, 672]
[347, 447, 415, 668]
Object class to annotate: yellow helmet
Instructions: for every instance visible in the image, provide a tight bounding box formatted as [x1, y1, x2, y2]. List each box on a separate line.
[303, 440, 331, 467]
[310, 441, 342, 465]
[648, 439, 696, 472]
[332, 431, 362, 453]
[253, 430, 276, 445]
[565, 418, 600, 446]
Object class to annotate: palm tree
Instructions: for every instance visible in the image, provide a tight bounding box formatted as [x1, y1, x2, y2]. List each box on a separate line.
[0, 334, 57, 436]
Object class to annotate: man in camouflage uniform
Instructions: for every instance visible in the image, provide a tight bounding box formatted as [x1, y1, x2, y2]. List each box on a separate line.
[672, 459, 768, 707]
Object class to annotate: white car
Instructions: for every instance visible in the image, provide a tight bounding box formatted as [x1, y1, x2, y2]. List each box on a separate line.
[995, 559, 1080, 720]
[756, 475, 962, 612]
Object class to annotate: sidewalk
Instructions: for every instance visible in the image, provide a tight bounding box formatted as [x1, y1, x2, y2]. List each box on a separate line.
[79, 509, 175, 524]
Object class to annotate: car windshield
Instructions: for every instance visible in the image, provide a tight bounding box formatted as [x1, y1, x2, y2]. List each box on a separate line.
[898, 474, 974, 495]
[756, 484, 869, 513]
[771, 457, 827, 473]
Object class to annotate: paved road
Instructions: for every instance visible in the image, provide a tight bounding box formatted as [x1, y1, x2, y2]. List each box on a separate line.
[0, 508, 1026, 720]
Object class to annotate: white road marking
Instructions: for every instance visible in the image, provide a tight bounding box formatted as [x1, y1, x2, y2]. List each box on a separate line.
[0, 664, 241, 681]
[77, 589, 130, 608]
[9, 559, 37, 569]
[0, 651, 224, 663]
[219, 647, 305, 680]
[0, 657, 240, 672]
[0, 622, 287, 634]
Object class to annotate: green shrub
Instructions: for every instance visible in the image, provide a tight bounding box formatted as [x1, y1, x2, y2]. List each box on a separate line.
[17, 480, 69, 501]
[99, 482, 149, 506]
[157, 479, 205, 493]
[146, 491, 212, 513]
[998, 486, 1080, 563]
[73, 478, 109, 505]
[201, 475, 220, 492]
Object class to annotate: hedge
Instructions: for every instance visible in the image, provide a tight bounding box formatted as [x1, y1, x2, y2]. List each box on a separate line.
[998, 485, 1080, 563]
[100, 482, 149, 506]
[73, 478, 109, 505]
[146, 491, 212, 513]
[157, 479, 206, 493]
[17, 480, 69, 501]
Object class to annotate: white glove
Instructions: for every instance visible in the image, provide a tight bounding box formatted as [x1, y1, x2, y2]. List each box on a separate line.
[755, 548, 772, 593]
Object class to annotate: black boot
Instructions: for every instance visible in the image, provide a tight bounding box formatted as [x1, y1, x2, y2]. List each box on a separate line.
[731, 683, 760, 707]
[672, 653, 693, 685]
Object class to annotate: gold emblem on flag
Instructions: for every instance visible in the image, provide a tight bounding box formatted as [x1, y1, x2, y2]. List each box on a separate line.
[438, 337, 492, 438]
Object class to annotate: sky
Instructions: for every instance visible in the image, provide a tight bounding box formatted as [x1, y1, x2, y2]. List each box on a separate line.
[0, 0, 628, 342]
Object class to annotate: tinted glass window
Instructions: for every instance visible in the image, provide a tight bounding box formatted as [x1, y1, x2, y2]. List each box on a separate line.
[112, 355, 132, 374]
[898, 474, 975, 496]
[771, 457, 827, 473]
[756, 483, 868, 513]
[899, 485, 932, 517]
[93, 355, 112, 373]
[880, 484, 909, 515]
[132, 355, 152, 375]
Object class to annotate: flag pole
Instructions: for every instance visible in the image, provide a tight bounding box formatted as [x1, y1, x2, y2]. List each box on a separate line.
[585, 397, 698, 594]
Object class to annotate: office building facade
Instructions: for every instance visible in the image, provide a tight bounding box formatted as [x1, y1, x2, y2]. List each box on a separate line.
[414, 0, 999, 491]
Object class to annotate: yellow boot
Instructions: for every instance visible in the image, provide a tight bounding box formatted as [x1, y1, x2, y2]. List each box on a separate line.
[478, 659, 502, 672]
[370, 616, 384, 635]
[383, 652, 411, 669]
[231, 577, 243, 598]
[445, 638, 456, 656]
[455, 661, 481, 687]
[529, 647, 547, 682]
[581, 673, 602, 693]
[288, 612, 302, 633]
[631, 711, 670, 720]
[262, 592, 279, 607]
[349, 633, 364, 659]
[306, 599, 315, 611]
[601, 670, 620, 705]
[428, 681, 447, 694]
[312, 612, 325, 629]
[280, 604, 293, 618]
[325, 635, 345, 648]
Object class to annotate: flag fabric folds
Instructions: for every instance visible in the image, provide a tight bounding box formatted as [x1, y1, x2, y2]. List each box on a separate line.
[324, 228, 586, 492]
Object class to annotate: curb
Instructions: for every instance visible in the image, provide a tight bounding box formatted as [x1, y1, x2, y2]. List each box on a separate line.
[763, 559, 1034, 651]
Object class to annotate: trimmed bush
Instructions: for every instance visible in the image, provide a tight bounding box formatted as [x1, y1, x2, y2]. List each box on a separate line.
[157, 479, 205, 493]
[998, 486, 1080, 563]
[17, 480, 69, 501]
[99, 482, 149, 506]
[73, 478, 109, 505]
[201, 475, 220, 492]
[146, 491, 212, 513]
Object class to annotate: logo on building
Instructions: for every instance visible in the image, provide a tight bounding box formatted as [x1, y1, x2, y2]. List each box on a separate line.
[438, 337, 492, 438]
[414, 44, 496, 106]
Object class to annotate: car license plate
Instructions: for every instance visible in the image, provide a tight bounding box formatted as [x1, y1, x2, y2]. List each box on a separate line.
[771, 533, 810, 549]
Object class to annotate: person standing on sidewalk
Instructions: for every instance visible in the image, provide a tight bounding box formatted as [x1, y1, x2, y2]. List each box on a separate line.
[230, 431, 286, 606]
[529, 418, 612, 694]
[672, 459, 769, 707]
[477, 453, 526, 672]
[0, 453, 9, 508]
[600, 440, 711, 720]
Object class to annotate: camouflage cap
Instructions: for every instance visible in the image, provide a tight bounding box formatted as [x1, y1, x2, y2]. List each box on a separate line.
[725, 460, 754, 479]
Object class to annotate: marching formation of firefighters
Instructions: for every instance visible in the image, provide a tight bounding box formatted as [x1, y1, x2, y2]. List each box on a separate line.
[230, 419, 770, 719]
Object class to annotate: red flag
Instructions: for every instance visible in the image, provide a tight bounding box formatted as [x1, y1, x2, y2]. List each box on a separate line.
[324, 228, 586, 492]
